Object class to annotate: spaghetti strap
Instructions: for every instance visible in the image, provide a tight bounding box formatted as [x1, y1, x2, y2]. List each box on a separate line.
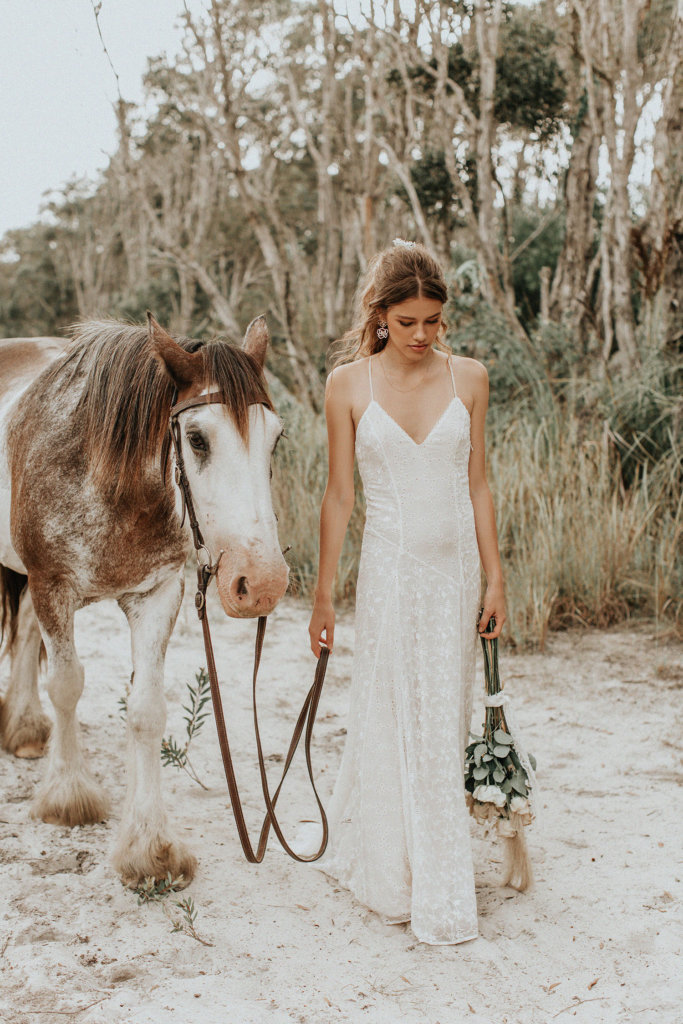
[368, 355, 375, 400]
[447, 355, 457, 399]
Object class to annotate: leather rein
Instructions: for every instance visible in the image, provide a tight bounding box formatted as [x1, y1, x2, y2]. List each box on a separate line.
[168, 391, 329, 863]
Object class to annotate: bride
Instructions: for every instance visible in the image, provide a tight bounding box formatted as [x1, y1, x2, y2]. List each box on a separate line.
[307, 240, 506, 945]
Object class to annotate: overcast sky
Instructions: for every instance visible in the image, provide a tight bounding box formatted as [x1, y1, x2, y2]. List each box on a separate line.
[0, 0, 207, 238]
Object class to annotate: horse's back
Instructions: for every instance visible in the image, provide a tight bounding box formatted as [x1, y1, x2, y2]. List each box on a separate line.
[0, 337, 67, 405]
[0, 338, 68, 573]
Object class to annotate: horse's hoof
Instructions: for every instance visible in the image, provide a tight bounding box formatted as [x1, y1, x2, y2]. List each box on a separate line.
[1, 712, 51, 757]
[114, 835, 198, 890]
[14, 740, 47, 759]
[31, 775, 109, 826]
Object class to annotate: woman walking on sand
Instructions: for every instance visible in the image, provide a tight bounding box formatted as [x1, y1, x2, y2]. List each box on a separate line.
[306, 240, 506, 945]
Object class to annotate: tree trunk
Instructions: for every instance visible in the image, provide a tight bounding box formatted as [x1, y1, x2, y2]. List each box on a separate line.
[549, 104, 601, 343]
[635, 7, 683, 349]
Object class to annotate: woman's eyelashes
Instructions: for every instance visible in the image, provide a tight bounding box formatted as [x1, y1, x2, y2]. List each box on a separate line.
[397, 319, 440, 328]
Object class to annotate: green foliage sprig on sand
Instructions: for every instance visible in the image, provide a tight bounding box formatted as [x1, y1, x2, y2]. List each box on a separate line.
[119, 668, 211, 789]
[160, 668, 211, 790]
[134, 873, 213, 946]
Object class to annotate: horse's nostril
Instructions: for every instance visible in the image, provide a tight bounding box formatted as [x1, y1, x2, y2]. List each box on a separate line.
[236, 576, 249, 597]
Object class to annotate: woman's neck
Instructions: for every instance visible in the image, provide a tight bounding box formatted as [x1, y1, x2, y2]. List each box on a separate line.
[379, 344, 437, 375]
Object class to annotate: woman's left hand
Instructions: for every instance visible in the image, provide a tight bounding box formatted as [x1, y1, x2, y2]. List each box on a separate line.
[478, 583, 506, 639]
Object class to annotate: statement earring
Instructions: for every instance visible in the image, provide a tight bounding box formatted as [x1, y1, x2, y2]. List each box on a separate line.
[376, 321, 389, 341]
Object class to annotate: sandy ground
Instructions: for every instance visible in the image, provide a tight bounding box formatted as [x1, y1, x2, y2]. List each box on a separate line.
[1, 584, 681, 1024]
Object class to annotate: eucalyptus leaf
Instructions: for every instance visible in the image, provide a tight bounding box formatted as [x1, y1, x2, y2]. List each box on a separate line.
[473, 765, 489, 781]
[511, 773, 528, 795]
[494, 729, 513, 744]
[501, 777, 513, 793]
[493, 745, 510, 757]
[493, 768, 505, 783]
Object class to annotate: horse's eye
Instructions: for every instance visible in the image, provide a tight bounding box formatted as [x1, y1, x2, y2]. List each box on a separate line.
[187, 431, 207, 453]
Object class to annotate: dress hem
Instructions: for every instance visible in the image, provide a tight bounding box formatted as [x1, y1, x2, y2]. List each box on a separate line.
[320, 866, 479, 946]
[413, 930, 479, 946]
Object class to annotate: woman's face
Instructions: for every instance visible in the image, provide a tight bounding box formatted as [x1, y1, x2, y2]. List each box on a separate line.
[384, 296, 443, 359]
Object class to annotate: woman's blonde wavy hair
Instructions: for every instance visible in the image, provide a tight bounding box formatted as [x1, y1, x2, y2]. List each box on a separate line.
[331, 241, 450, 366]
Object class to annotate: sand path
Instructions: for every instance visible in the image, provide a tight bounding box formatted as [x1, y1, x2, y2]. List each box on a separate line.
[1, 588, 681, 1024]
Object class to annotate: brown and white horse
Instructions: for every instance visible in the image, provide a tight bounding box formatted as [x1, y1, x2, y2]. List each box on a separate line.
[0, 314, 289, 885]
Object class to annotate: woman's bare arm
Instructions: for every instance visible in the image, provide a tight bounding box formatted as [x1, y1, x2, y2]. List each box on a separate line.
[308, 367, 357, 656]
[466, 361, 507, 638]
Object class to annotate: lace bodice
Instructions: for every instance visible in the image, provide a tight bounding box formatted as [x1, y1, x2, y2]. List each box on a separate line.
[356, 359, 476, 582]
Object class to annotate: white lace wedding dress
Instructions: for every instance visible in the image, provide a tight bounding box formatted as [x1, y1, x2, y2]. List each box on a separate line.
[308, 354, 481, 945]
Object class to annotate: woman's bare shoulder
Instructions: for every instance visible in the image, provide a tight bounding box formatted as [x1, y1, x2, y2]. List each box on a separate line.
[453, 354, 488, 387]
[326, 358, 369, 398]
[450, 354, 489, 414]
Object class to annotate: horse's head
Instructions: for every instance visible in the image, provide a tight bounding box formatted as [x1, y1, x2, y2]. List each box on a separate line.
[148, 313, 289, 618]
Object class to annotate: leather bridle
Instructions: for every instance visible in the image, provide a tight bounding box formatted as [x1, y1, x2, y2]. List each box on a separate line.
[168, 392, 329, 863]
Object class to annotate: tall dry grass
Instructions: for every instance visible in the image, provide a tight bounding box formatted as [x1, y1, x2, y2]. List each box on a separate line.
[489, 409, 680, 648]
[271, 386, 680, 649]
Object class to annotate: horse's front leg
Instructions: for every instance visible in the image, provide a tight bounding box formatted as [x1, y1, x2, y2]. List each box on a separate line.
[30, 584, 109, 825]
[112, 570, 197, 888]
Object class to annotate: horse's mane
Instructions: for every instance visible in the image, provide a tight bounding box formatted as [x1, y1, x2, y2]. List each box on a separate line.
[38, 320, 273, 503]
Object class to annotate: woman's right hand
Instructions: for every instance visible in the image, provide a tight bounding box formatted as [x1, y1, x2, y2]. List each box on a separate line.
[309, 595, 335, 658]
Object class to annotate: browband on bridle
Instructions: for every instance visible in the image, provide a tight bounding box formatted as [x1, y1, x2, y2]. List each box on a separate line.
[168, 392, 329, 864]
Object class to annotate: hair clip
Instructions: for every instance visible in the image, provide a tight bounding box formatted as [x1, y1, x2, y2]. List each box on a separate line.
[392, 238, 416, 249]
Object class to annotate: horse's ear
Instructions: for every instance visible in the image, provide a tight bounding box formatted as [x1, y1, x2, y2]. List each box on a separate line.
[243, 314, 269, 370]
[147, 311, 199, 388]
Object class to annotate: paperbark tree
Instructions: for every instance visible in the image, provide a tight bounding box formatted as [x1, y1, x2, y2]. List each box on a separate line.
[367, 0, 546, 352]
[631, 4, 682, 349]
[572, 0, 648, 371]
[548, 10, 602, 346]
[175, 0, 325, 407]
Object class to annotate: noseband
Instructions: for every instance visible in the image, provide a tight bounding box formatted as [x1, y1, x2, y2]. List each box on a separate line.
[168, 393, 329, 864]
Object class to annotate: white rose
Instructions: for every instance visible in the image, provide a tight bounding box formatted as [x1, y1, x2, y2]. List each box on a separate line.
[510, 796, 530, 815]
[473, 785, 507, 808]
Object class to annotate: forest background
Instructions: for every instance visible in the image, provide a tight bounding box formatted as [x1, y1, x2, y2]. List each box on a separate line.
[0, 0, 680, 648]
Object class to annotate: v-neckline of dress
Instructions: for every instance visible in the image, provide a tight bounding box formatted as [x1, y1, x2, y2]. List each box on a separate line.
[368, 397, 458, 447]
[360, 352, 470, 448]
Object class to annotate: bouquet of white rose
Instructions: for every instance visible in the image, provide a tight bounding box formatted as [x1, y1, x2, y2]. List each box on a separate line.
[464, 615, 538, 891]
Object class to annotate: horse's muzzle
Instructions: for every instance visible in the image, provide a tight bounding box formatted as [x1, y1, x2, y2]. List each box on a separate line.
[215, 556, 289, 618]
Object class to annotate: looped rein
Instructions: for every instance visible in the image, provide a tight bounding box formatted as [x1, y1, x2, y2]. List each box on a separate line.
[168, 392, 329, 863]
